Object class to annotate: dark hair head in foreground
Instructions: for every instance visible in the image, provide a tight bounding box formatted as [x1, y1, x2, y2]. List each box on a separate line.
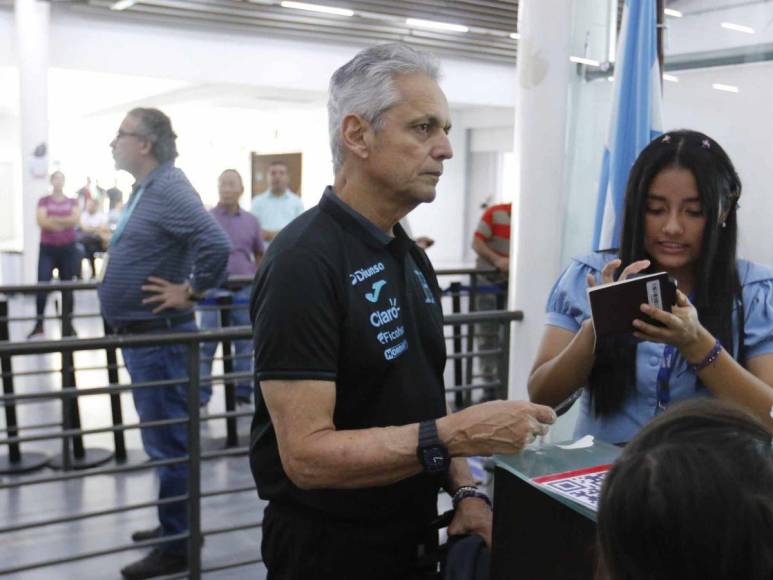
[597, 398, 773, 580]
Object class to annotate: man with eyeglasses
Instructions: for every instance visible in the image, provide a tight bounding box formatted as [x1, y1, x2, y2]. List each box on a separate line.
[99, 108, 230, 579]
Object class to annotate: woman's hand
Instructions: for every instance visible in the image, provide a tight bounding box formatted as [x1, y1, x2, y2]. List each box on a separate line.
[586, 258, 651, 288]
[633, 290, 715, 362]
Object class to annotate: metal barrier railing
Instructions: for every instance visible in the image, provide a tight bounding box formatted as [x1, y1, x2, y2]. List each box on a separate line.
[0, 268, 508, 465]
[0, 309, 521, 578]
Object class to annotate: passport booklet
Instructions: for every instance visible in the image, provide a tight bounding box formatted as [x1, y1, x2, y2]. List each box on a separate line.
[587, 271, 677, 338]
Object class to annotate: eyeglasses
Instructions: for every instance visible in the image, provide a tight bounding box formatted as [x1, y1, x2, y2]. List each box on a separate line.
[115, 130, 147, 141]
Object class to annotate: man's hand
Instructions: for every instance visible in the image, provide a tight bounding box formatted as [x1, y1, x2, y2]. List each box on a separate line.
[448, 497, 493, 548]
[438, 400, 556, 457]
[415, 236, 435, 250]
[492, 255, 509, 272]
[141, 276, 195, 314]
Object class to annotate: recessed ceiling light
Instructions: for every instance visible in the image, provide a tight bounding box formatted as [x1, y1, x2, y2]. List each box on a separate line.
[570, 56, 600, 67]
[406, 18, 469, 33]
[110, 0, 137, 11]
[280, 1, 354, 17]
[721, 22, 755, 34]
[664, 8, 683, 18]
[663, 74, 679, 83]
[712, 83, 739, 93]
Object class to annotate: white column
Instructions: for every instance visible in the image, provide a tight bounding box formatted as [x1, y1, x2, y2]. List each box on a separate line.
[508, 0, 572, 400]
[15, 0, 50, 283]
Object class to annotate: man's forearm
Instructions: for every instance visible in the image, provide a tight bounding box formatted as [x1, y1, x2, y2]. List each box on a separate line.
[190, 226, 231, 292]
[445, 457, 477, 493]
[472, 237, 502, 267]
[282, 423, 423, 489]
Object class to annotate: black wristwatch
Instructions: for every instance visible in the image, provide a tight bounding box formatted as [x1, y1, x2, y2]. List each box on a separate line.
[417, 420, 450, 474]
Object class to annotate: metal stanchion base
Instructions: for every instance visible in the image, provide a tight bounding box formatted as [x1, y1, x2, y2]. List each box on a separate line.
[49, 447, 114, 470]
[0, 451, 50, 474]
[109, 448, 150, 465]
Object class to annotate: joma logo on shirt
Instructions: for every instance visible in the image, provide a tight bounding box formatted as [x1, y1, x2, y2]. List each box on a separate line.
[349, 262, 385, 286]
[370, 298, 400, 328]
[365, 280, 387, 303]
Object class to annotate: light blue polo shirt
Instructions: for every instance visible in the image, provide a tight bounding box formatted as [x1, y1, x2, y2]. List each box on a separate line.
[250, 189, 304, 233]
[545, 252, 773, 444]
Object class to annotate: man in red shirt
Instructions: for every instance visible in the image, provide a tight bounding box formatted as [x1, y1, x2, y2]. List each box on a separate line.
[471, 202, 512, 395]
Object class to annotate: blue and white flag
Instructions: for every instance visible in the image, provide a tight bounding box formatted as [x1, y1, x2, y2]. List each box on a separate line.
[593, 0, 663, 251]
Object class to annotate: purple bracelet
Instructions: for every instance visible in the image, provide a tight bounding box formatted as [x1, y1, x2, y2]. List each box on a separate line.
[689, 339, 723, 373]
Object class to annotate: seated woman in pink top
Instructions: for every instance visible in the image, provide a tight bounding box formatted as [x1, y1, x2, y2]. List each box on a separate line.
[28, 171, 81, 339]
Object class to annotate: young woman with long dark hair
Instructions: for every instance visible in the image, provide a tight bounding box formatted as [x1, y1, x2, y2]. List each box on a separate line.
[528, 130, 773, 444]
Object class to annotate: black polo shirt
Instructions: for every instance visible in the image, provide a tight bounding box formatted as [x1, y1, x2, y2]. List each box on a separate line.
[249, 187, 447, 525]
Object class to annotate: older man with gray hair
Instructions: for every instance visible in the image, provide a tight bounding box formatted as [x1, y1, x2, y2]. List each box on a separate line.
[249, 43, 556, 579]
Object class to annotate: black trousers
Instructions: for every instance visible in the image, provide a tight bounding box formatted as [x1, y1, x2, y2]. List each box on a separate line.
[79, 234, 103, 276]
[261, 502, 438, 580]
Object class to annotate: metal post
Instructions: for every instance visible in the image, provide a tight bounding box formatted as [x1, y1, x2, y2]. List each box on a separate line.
[59, 349, 74, 471]
[464, 274, 478, 408]
[217, 295, 238, 447]
[450, 282, 464, 409]
[469, 272, 479, 312]
[0, 299, 49, 473]
[103, 318, 127, 462]
[497, 319, 512, 401]
[61, 287, 75, 337]
[186, 342, 202, 578]
[50, 347, 114, 470]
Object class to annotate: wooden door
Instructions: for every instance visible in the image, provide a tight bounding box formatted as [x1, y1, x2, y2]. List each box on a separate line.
[251, 152, 303, 198]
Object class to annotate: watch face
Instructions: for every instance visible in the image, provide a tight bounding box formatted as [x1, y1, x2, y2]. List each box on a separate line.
[422, 446, 448, 473]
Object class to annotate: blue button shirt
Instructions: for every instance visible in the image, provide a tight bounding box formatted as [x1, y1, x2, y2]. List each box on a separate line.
[98, 162, 231, 326]
[545, 252, 773, 444]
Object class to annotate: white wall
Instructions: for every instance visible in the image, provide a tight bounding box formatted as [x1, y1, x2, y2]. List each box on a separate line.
[0, 9, 12, 66]
[662, 61, 773, 266]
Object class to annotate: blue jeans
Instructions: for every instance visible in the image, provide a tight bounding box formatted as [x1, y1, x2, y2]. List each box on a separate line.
[121, 320, 197, 555]
[197, 287, 253, 405]
[35, 242, 81, 318]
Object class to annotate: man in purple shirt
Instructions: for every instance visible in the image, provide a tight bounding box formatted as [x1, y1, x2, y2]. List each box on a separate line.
[199, 169, 264, 407]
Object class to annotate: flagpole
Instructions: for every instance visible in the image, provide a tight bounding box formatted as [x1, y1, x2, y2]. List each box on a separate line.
[657, 0, 665, 91]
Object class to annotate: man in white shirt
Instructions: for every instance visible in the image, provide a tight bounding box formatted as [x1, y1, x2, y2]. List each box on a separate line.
[79, 198, 108, 278]
[250, 160, 304, 244]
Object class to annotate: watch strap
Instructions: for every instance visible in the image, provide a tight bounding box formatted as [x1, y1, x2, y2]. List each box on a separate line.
[419, 419, 441, 447]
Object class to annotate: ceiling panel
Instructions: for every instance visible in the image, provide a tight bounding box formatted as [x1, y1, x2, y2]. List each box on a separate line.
[69, 0, 520, 63]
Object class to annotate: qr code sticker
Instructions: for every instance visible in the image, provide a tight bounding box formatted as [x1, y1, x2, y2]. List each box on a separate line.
[533, 465, 610, 512]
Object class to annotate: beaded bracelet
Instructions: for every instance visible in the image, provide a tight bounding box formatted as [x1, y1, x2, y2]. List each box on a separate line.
[689, 339, 723, 373]
[452, 485, 492, 510]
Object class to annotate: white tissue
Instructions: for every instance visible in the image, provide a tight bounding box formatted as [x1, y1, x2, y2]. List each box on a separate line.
[556, 435, 595, 450]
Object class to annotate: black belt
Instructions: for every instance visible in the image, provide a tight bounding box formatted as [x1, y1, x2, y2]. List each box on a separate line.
[113, 312, 195, 334]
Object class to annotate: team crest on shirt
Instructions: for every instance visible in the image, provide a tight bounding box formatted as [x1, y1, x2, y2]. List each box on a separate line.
[413, 270, 436, 304]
